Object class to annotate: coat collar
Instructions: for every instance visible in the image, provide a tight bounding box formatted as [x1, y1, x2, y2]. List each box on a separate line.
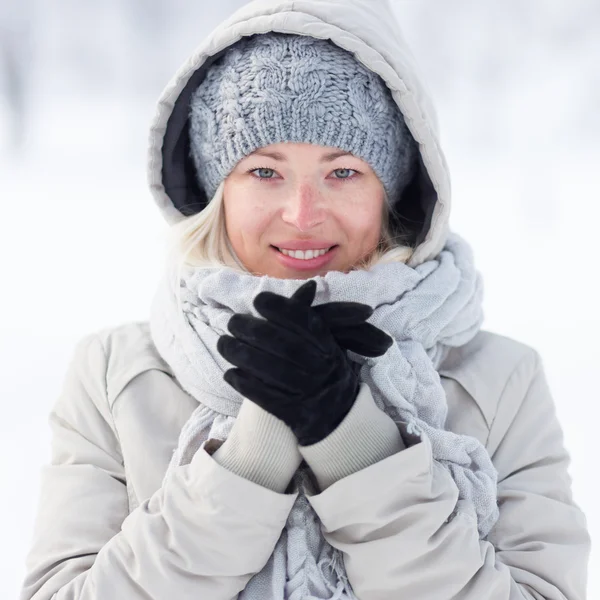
[438, 330, 530, 429]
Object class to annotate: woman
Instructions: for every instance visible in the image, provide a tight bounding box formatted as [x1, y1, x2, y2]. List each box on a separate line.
[20, 1, 591, 599]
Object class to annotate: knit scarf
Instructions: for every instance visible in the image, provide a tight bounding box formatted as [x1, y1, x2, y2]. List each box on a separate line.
[149, 230, 499, 600]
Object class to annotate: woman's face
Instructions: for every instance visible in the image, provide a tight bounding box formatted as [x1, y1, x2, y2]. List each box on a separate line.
[222, 142, 385, 279]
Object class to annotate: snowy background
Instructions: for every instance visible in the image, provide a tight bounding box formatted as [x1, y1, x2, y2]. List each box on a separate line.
[2, 0, 598, 596]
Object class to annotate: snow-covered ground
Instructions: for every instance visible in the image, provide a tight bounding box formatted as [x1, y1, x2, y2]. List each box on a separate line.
[2, 1, 598, 597]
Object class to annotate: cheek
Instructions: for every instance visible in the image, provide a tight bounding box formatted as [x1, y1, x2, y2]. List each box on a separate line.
[224, 196, 273, 240]
[345, 200, 383, 239]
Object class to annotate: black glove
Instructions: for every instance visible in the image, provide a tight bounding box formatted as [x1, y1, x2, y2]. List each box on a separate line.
[216, 280, 393, 446]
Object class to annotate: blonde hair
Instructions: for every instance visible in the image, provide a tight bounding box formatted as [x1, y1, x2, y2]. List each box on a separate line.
[164, 183, 415, 310]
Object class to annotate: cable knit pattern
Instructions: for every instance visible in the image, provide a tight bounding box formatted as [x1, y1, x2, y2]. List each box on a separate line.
[188, 32, 418, 202]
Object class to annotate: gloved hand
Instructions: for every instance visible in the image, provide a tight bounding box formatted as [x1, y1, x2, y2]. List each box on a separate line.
[216, 280, 393, 446]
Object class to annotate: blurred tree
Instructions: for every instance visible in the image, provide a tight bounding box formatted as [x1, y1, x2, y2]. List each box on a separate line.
[121, 0, 250, 98]
[0, 0, 37, 154]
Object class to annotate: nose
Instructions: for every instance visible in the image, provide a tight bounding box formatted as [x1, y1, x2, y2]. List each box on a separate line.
[280, 182, 326, 231]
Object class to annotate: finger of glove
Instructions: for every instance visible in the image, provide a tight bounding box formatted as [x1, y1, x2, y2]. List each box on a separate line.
[253, 291, 334, 354]
[217, 335, 312, 393]
[227, 313, 326, 366]
[312, 302, 374, 327]
[329, 322, 394, 357]
[223, 368, 299, 420]
[290, 279, 317, 306]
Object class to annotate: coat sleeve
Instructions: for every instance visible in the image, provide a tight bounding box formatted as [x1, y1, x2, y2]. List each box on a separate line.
[304, 348, 592, 600]
[19, 333, 299, 600]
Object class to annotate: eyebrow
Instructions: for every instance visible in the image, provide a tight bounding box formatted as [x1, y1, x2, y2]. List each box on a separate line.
[249, 149, 353, 163]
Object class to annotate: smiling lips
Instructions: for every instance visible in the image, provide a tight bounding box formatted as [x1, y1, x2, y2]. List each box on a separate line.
[277, 246, 332, 258]
[272, 245, 338, 270]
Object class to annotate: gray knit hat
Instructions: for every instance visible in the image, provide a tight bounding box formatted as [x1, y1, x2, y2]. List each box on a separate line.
[188, 32, 418, 203]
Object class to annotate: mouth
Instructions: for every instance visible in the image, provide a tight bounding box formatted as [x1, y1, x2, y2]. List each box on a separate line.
[270, 245, 339, 270]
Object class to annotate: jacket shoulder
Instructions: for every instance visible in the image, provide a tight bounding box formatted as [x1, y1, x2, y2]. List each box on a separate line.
[438, 329, 538, 430]
[92, 320, 173, 407]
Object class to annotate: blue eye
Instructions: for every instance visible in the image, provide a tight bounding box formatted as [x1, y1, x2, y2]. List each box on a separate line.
[248, 167, 279, 180]
[332, 168, 358, 181]
[246, 167, 360, 182]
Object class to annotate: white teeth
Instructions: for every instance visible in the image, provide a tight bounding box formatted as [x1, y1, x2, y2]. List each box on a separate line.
[278, 247, 331, 260]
